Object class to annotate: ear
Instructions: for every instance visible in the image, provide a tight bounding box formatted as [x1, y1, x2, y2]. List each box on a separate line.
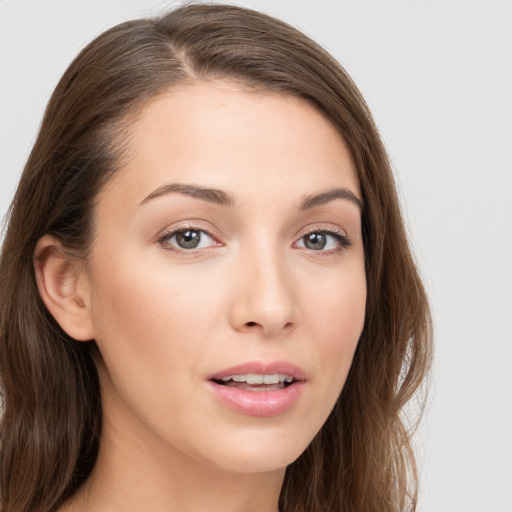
[33, 234, 94, 341]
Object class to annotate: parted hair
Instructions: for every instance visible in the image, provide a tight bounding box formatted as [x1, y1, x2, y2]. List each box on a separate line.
[0, 4, 432, 511]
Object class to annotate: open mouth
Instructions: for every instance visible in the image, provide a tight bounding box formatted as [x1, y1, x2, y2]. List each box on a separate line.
[206, 366, 306, 416]
[211, 373, 295, 392]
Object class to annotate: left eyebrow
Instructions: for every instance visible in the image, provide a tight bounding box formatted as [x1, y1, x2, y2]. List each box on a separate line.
[298, 188, 363, 211]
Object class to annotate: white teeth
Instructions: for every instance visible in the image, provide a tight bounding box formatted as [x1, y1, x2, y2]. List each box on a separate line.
[246, 374, 264, 384]
[220, 373, 293, 384]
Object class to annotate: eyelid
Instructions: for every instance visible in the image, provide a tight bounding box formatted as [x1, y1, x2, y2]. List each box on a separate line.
[156, 219, 222, 240]
[299, 223, 348, 238]
[294, 223, 352, 252]
[157, 221, 223, 253]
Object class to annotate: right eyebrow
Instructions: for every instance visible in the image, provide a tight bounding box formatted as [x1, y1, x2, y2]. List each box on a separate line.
[139, 183, 236, 208]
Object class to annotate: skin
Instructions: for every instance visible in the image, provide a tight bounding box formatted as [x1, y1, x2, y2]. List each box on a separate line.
[39, 81, 366, 512]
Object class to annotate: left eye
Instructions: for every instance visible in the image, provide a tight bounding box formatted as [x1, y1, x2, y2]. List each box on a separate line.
[161, 229, 216, 250]
[295, 231, 347, 251]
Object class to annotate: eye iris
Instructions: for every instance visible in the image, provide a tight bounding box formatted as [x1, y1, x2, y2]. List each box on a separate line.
[176, 230, 201, 249]
[304, 232, 327, 250]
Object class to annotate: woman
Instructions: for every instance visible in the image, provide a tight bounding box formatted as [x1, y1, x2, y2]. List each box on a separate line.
[0, 4, 432, 512]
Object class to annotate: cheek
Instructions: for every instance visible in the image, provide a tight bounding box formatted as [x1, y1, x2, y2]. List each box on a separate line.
[302, 267, 366, 397]
[87, 251, 232, 452]
[88, 250, 222, 389]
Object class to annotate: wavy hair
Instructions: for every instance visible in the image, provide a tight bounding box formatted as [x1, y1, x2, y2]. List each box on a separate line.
[0, 4, 432, 511]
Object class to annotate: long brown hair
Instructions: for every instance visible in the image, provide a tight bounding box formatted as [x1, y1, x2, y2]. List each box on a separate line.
[0, 4, 432, 511]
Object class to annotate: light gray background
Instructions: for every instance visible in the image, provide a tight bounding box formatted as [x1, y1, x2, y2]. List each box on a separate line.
[1, 1, 511, 511]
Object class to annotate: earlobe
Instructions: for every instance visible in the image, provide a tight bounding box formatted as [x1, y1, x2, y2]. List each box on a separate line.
[33, 235, 94, 341]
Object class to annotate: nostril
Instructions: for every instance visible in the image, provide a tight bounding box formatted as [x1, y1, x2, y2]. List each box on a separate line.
[246, 321, 257, 327]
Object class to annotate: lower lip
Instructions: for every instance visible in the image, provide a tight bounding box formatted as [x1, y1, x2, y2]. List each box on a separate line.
[206, 380, 305, 417]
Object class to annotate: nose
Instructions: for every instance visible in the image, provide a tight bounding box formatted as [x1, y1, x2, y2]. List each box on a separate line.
[229, 247, 299, 337]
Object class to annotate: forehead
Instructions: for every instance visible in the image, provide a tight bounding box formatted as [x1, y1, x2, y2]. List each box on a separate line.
[100, 81, 360, 210]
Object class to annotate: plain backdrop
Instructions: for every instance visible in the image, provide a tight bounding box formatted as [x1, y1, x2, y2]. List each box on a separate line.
[1, 1, 511, 511]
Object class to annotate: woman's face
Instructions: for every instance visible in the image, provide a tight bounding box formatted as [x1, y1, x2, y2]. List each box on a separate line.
[85, 81, 366, 474]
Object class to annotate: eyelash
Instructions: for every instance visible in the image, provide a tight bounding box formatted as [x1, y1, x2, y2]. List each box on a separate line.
[157, 224, 351, 255]
[157, 223, 219, 255]
[299, 227, 352, 254]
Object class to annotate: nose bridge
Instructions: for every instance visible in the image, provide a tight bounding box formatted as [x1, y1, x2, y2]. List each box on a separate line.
[230, 235, 298, 335]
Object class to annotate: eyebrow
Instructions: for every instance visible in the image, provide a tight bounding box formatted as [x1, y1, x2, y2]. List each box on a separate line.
[299, 188, 363, 211]
[140, 183, 236, 207]
[140, 183, 363, 211]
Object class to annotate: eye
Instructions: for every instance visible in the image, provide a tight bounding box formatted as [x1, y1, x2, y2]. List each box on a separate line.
[295, 230, 351, 252]
[159, 228, 217, 251]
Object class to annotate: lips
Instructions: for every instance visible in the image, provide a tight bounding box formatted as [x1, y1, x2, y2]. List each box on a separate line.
[206, 361, 306, 417]
[207, 361, 307, 382]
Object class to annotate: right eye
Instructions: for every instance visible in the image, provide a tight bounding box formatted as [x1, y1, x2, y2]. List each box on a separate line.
[159, 228, 217, 252]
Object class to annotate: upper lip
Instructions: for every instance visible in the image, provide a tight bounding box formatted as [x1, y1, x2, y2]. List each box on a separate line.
[207, 361, 307, 382]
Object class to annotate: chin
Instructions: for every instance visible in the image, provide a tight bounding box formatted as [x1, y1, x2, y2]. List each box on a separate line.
[188, 426, 313, 475]
[210, 451, 301, 475]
